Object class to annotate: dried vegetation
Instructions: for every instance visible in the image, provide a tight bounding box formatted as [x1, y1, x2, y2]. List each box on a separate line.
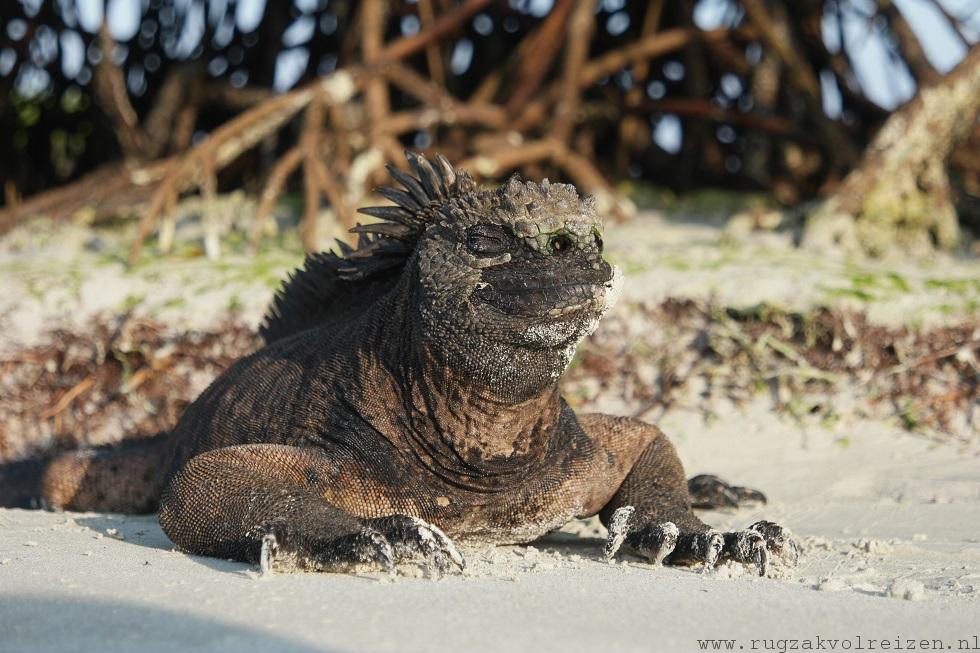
[0, 316, 258, 462]
[566, 299, 979, 442]
[1, 302, 976, 464]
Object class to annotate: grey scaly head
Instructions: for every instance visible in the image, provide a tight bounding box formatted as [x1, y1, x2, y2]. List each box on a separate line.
[354, 152, 622, 398]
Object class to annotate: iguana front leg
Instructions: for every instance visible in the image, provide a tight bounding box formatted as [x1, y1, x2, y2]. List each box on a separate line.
[578, 414, 797, 575]
[159, 444, 463, 573]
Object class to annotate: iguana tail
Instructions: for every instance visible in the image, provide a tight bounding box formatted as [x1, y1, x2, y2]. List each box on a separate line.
[0, 433, 170, 513]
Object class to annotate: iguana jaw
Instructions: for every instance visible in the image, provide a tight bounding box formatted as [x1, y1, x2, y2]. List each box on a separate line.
[474, 281, 608, 317]
[472, 253, 614, 319]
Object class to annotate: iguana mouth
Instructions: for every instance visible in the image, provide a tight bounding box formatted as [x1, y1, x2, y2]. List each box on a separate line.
[474, 265, 615, 318]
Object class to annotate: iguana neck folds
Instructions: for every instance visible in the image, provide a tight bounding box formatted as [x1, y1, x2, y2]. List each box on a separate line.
[353, 286, 565, 493]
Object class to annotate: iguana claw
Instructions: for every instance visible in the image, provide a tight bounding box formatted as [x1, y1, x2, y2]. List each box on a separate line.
[260, 533, 279, 574]
[603, 506, 635, 560]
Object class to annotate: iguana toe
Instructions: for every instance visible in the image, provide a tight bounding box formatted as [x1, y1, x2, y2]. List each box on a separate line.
[602, 506, 635, 560]
[311, 527, 396, 573]
[357, 529, 398, 573]
[630, 521, 680, 565]
[715, 520, 800, 576]
[260, 533, 279, 574]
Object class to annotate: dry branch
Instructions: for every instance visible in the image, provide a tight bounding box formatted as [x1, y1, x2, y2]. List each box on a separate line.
[94, 25, 148, 159]
[630, 98, 805, 138]
[128, 71, 359, 263]
[378, 0, 493, 63]
[739, 0, 858, 166]
[876, 0, 941, 85]
[417, 0, 446, 87]
[927, 0, 971, 46]
[505, 0, 575, 114]
[362, 0, 395, 165]
[249, 145, 303, 249]
[550, 0, 595, 143]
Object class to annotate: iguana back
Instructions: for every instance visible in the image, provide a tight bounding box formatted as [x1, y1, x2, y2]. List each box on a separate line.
[259, 254, 400, 343]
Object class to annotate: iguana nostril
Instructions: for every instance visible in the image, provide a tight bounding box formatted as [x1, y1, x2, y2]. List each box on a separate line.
[549, 234, 574, 254]
[594, 233, 603, 253]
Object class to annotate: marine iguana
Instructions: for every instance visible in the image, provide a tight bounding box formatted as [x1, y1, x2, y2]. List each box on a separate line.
[0, 153, 797, 575]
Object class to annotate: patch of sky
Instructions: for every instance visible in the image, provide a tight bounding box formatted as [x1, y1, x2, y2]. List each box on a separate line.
[401, 15, 421, 37]
[451, 38, 474, 76]
[106, 0, 140, 41]
[282, 16, 315, 47]
[274, 47, 309, 91]
[693, 0, 730, 29]
[473, 14, 494, 36]
[654, 114, 683, 154]
[607, 12, 630, 36]
[235, 0, 266, 32]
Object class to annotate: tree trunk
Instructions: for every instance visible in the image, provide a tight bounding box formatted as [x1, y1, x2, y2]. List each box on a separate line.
[804, 45, 980, 257]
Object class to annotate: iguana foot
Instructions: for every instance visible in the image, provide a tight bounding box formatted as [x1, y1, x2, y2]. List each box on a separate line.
[666, 529, 725, 568]
[260, 524, 396, 574]
[367, 515, 466, 573]
[604, 507, 680, 564]
[601, 507, 799, 576]
[259, 515, 464, 575]
[605, 506, 724, 567]
[688, 474, 767, 510]
[720, 520, 801, 576]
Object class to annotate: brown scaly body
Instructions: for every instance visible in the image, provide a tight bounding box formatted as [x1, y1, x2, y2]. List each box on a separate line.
[0, 153, 797, 574]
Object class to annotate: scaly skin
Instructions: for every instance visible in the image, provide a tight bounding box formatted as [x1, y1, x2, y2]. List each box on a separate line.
[0, 153, 797, 575]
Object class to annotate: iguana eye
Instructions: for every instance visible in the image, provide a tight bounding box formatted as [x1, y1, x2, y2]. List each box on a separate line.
[548, 234, 574, 254]
[466, 224, 510, 255]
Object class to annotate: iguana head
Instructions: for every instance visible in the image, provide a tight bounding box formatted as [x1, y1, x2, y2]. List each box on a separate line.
[353, 153, 620, 397]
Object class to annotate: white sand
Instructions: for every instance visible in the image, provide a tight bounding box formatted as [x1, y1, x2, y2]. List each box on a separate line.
[1, 209, 978, 652]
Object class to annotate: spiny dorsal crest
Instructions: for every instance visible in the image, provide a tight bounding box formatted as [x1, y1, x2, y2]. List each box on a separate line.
[333, 151, 477, 280]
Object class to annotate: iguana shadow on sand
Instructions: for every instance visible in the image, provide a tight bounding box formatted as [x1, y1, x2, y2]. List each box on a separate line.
[0, 153, 799, 576]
